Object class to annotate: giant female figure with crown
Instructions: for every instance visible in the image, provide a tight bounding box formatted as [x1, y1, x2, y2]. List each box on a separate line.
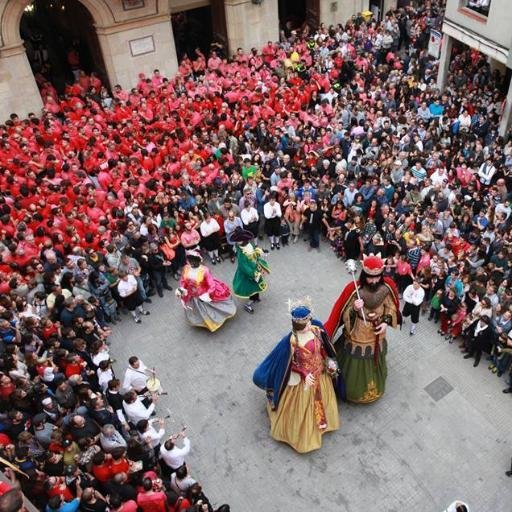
[324, 253, 401, 404]
[253, 299, 342, 453]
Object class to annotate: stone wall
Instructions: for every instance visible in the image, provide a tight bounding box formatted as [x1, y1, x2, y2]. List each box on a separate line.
[224, 0, 279, 55]
[445, 0, 512, 52]
[170, 0, 211, 13]
[97, 18, 179, 88]
[0, 46, 42, 118]
[319, 0, 369, 26]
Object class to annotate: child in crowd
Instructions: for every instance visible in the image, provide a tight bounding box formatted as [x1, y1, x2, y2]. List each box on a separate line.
[280, 218, 291, 246]
[429, 289, 443, 323]
[446, 303, 467, 343]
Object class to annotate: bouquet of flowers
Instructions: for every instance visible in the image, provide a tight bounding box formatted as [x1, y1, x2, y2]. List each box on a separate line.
[325, 357, 340, 377]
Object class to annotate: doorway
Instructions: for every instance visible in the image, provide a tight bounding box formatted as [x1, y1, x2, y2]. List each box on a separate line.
[171, 6, 214, 62]
[20, 0, 107, 93]
[278, 0, 319, 36]
[369, 0, 384, 21]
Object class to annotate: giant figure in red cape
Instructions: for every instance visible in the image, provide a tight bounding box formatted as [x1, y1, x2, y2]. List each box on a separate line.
[324, 254, 401, 403]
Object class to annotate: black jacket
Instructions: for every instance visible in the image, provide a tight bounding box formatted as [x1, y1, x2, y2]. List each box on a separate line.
[468, 320, 495, 353]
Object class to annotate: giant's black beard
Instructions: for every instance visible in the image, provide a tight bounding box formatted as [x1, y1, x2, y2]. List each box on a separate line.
[366, 282, 381, 293]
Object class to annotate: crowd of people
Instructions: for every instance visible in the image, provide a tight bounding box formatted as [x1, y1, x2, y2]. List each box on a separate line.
[0, 0, 511, 509]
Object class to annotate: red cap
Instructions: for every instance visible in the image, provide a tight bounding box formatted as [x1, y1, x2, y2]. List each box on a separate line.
[362, 253, 384, 276]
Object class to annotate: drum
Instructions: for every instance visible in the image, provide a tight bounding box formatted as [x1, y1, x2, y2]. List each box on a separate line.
[146, 375, 161, 393]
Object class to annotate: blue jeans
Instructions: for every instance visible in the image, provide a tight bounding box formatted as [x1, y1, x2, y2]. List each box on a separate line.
[136, 276, 147, 301]
[496, 353, 511, 374]
[151, 270, 170, 295]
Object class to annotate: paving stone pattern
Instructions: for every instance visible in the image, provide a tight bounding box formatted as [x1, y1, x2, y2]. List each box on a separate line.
[424, 377, 454, 402]
[110, 240, 512, 511]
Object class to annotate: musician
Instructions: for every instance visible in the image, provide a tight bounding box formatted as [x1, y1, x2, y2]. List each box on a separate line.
[159, 427, 190, 477]
[122, 390, 155, 426]
[122, 356, 152, 394]
[136, 418, 165, 456]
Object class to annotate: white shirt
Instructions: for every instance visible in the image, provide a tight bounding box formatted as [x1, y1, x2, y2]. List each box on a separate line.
[478, 161, 496, 185]
[430, 170, 447, 187]
[43, 367, 57, 382]
[263, 201, 282, 219]
[200, 218, 220, 237]
[97, 367, 114, 392]
[403, 284, 425, 306]
[92, 350, 110, 367]
[117, 274, 138, 298]
[458, 113, 472, 129]
[139, 422, 165, 448]
[123, 361, 149, 392]
[122, 397, 155, 424]
[495, 203, 511, 219]
[241, 207, 259, 225]
[159, 437, 191, 469]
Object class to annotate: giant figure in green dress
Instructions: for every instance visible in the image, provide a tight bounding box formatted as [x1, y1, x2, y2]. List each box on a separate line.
[230, 228, 270, 313]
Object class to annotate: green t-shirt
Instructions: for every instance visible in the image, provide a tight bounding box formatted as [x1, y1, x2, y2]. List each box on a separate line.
[430, 295, 441, 309]
[242, 164, 257, 180]
[160, 218, 176, 230]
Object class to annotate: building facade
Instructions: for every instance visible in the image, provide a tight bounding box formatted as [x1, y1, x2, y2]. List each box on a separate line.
[437, 0, 512, 134]
[0, 0, 400, 120]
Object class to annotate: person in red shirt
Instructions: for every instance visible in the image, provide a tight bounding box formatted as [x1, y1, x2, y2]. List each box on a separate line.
[64, 354, 86, 378]
[91, 451, 113, 485]
[109, 494, 138, 512]
[0, 374, 15, 403]
[167, 491, 191, 512]
[110, 447, 130, 477]
[46, 476, 75, 502]
[136, 478, 167, 512]
[0, 468, 15, 497]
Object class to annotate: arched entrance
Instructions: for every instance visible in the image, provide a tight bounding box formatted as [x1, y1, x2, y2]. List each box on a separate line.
[170, 0, 228, 62]
[172, 7, 213, 61]
[278, 0, 319, 36]
[20, 0, 108, 93]
[0, 0, 178, 120]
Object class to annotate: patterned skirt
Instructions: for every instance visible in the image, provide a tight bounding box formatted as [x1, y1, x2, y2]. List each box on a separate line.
[266, 373, 340, 453]
[184, 296, 236, 332]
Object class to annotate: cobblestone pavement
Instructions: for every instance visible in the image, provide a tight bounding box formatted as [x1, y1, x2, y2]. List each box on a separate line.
[111, 240, 512, 512]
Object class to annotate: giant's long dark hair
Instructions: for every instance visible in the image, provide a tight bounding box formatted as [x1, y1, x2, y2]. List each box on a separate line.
[187, 255, 202, 268]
